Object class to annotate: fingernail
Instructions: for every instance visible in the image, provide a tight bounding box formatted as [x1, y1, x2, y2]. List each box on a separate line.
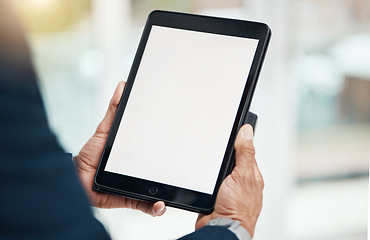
[159, 205, 165, 213]
[243, 125, 254, 140]
[154, 205, 165, 216]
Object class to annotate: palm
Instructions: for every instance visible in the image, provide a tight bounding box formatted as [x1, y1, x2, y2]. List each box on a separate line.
[76, 130, 128, 209]
[195, 175, 241, 230]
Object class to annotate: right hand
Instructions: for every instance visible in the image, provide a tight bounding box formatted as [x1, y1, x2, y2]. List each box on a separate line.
[195, 124, 264, 238]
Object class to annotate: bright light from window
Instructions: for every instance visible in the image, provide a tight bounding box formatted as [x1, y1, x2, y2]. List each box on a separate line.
[28, 0, 56, 10]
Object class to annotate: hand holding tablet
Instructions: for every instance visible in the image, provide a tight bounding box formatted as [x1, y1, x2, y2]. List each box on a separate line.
[92, 10, 271, 213]
[75, 81, 166, 216]
[195, 124, 264, 238]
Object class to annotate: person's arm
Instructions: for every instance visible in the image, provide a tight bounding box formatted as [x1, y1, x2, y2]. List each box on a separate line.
[181, 124, 263, 240]
[73, 81, 166, 216]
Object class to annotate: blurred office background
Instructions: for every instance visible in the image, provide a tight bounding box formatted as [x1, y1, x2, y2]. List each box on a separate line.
[12, 0, 369, 239]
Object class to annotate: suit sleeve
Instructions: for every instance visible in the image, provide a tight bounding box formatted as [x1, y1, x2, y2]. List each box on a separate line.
[178, 226, 240, 240]
[0, 2, 110, 239]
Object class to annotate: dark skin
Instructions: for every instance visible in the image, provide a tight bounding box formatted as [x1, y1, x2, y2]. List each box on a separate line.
[74, 81, 264, 237]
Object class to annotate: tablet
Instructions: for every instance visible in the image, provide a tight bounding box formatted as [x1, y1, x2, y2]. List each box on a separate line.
[93, 10, 271, 213]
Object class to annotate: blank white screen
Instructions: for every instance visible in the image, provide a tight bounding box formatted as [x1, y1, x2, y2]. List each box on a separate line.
[105, 26, 258, 194]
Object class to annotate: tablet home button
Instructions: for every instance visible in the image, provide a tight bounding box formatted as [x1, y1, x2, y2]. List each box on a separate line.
[149, 186, 158, 195]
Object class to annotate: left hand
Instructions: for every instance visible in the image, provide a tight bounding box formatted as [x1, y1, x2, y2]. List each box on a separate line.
[74, 81, 166, 217]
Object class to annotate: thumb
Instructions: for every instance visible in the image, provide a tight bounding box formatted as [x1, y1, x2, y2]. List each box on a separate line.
[234, 124, 255, 169]
[96, 81, 125, 135]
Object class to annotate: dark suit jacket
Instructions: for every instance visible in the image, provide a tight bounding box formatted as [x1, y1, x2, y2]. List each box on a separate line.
[0, 2, 237, 239]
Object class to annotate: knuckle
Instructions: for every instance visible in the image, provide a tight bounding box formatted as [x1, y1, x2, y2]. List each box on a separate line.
[236, 142, 255, 157]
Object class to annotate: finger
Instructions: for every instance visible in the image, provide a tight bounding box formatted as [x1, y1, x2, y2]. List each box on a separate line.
[110, 81, 125, 108]
[135, 200, 166, 217]
[96, 81, 125, 134]
[151, 201, 166, 217]
[234, 124, 255, 170]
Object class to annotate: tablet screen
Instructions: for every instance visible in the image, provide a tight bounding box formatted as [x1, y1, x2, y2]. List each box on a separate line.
[105, 25, 258, 194]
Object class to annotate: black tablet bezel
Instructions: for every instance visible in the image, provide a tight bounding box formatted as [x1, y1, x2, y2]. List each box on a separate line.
[93, 10, 271, 213]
